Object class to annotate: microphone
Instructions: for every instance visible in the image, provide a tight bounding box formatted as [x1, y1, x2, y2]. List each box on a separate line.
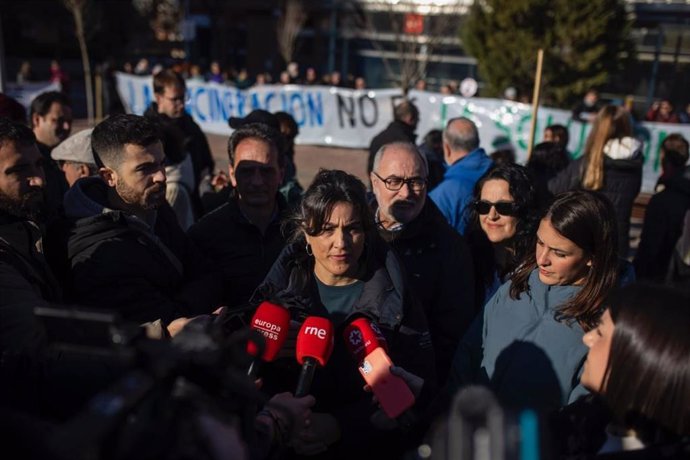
[294, 316, 334, 397]
[246, 301, 291, 378]
[343, 317, 388, 364]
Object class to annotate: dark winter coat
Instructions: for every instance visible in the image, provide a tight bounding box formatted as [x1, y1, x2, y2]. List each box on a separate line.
[37, 142, 69, 220]
[367, 120, 417, 174]
[253, 239, 436, 459]
[375, 198, 475, 384]
[187, 193, 289, 308]
[634, 165, 690, 281]
[548, 148, 643, 258]
[0, 210, 122, 419]
[63, 177, 222, 324]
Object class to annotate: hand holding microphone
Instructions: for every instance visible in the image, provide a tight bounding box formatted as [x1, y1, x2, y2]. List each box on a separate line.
[343, 318, 416, 420]
[294, 316, 334, 397]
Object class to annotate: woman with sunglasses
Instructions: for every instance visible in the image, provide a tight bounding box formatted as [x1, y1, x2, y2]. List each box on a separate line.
[465, 164, 539, 310]
[449, 190, 619, 412]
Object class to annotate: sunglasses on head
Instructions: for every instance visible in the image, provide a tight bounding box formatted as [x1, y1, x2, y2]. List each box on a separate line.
[475, 200, 519, 216]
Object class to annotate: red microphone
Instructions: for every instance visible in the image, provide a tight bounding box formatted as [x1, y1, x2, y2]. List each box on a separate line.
[294, 316, 334, 397]
[247, 301, 291, 377]
[343, 317, 388, 364]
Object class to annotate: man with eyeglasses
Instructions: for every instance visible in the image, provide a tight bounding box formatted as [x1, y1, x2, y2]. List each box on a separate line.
[370, 142, 475, 384]
[144, 69, 214, 217]
[188, 123, 289, 310]
[430, 117, 493, 235]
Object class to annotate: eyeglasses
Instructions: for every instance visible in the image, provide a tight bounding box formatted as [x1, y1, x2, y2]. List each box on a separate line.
[475, 200, 519, 216]
[372, 172, 427, 192]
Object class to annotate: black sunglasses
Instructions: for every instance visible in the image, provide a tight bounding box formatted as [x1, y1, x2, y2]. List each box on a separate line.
[475, 200, 519, 216]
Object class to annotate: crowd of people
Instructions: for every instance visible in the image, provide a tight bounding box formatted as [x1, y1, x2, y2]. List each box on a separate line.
[0, 64, 689, 459]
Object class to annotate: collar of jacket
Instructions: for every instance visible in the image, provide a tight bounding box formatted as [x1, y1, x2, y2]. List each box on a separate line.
[0, 211, 43, 254]
[0, 210, 62, 300]
[226, 189, 288, 228]
[447, 148, 491, 175]
[372, 197, 444, 245]
[261, 238, 407, 329]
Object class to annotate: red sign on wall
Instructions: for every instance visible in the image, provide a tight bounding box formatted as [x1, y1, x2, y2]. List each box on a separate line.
[404, 13, 424, 35]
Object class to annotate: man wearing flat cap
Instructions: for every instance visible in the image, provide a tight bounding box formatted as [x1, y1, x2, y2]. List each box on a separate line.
[50, 128, 97, 187]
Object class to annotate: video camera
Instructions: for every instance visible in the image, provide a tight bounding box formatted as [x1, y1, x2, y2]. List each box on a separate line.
[34, 306, 269, 460]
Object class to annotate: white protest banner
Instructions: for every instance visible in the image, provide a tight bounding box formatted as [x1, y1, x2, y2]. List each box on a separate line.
[115, 72, 690, 193]
[409, 90, 690, 193]
[114, 72, 404, 148]
[5, 81, 61, 110]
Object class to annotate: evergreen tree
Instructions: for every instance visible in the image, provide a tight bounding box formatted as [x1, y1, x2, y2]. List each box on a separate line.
[463, 0, 634, 107]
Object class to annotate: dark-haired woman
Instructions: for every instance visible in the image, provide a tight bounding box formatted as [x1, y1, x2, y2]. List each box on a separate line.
[254, 169, 435, 458]
[527, 141, 571, 208]
[579, 283, 690, 455]
[450, 191, 620, 411]
[465, 164, 540, 310]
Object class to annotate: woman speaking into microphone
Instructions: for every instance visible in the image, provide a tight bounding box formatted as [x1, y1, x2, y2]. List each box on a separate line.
[252, 169, 435, 458]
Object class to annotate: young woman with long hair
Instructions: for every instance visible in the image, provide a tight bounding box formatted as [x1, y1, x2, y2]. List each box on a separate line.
[450, 191, 620, 411]
[549, 105, 643, 258]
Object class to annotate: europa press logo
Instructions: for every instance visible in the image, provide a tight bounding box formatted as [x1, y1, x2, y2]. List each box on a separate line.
[253, 318, 282, 341]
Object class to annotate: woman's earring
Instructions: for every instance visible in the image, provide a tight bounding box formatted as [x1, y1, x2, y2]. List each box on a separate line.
[305, 243, 313, 256]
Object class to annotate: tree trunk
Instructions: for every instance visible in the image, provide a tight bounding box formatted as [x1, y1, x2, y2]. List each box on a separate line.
[73, 6, 94, 123]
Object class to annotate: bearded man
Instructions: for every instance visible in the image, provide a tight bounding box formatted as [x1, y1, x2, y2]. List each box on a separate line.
[63, 114, 221, 323]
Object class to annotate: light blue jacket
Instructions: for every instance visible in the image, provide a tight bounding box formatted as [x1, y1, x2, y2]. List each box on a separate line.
[450, 269, 588, 410]
[429, 148, 492, 235]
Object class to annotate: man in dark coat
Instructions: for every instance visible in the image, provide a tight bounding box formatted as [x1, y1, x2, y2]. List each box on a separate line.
[0, 118, 122, 419]
[367, 100, 419, 177]
[29, 91, 72, 216]
[635, 164, 690, 281]
[370, 141, 475, 384]
[188, 123, 288, 309]
[63, 114, 222, 324]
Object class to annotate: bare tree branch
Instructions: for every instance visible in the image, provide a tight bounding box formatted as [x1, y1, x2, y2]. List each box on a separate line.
[62, 0, 94, 123]
[350, 1, 463, 92]
[276, 0, 307, 65]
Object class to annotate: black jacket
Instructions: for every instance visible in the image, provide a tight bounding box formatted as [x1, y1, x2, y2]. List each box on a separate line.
[0, 211, 121, 419]
[63, 177, 222, 324]
[549, 154, 643, 258]
[187, 193, 288, 308]
[37, 142, 69, 220]
[367, 120, 417, 174]
[253, 239, 436, 459]
[634, 166, 690, 281]
[375, 198, 475, 384]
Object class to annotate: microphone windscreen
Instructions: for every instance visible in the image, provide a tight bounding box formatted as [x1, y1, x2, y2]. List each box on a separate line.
[296, 316, 334, 367]
[247, 301, 291, 361]
[343, 317, 388, 362]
